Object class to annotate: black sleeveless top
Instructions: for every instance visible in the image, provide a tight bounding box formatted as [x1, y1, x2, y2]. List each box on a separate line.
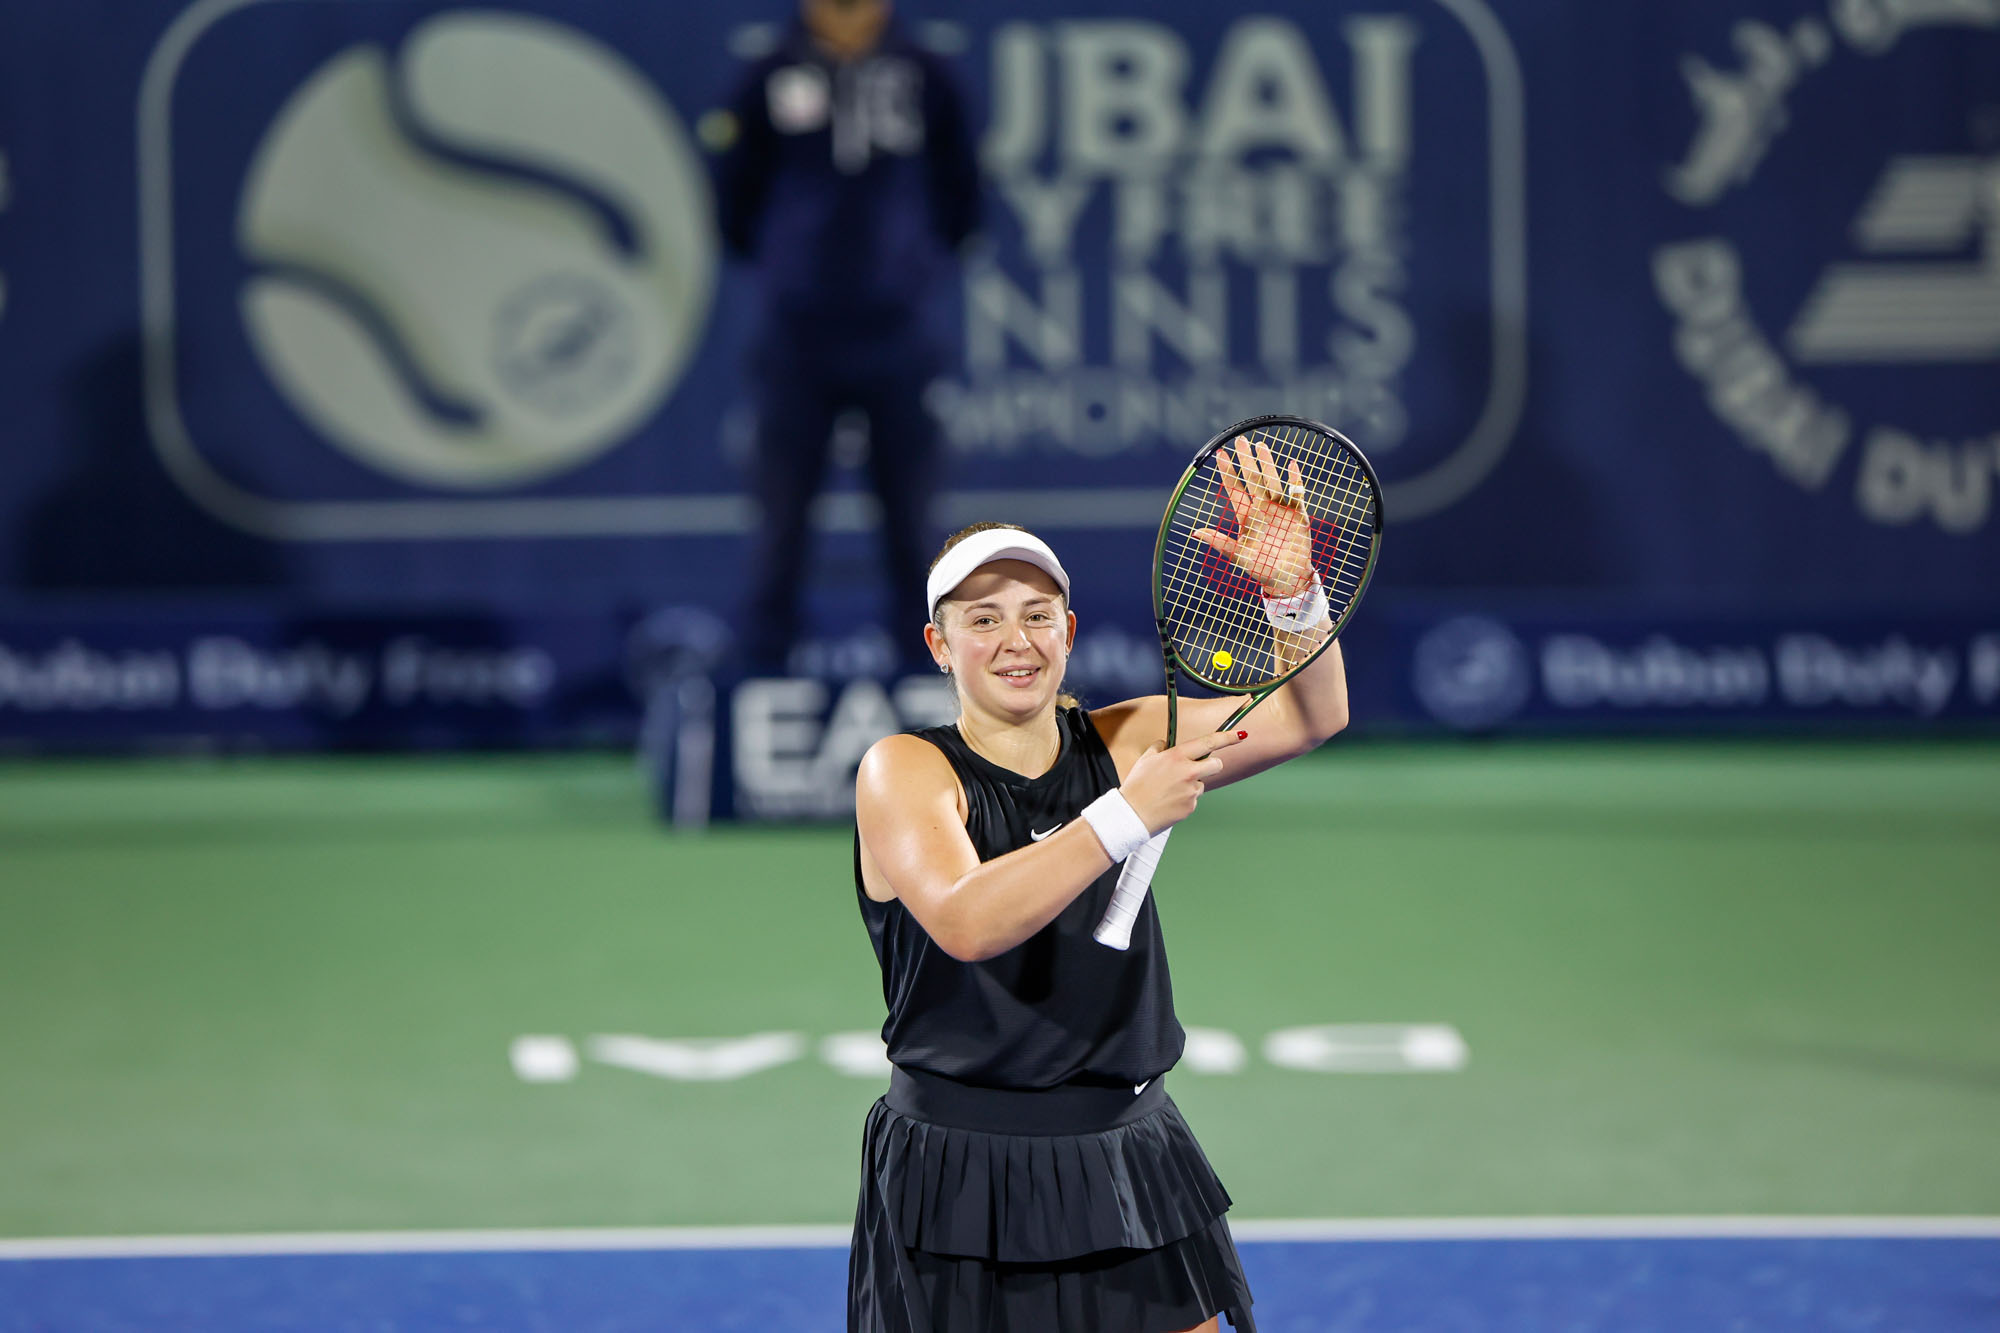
[856, 706, 1186, 1089]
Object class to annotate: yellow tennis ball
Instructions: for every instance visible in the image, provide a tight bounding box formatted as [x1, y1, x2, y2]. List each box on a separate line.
[1212, 650, 1233, 669]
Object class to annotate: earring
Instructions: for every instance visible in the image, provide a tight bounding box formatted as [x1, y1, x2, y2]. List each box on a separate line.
[939, 663, 952, 676]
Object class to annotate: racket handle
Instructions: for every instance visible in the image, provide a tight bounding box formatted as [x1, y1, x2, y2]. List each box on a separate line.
[1092, 827, 1172, 951]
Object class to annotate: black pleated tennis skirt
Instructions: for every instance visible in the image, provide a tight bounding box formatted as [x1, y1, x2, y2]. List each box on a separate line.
[849, 1067, 1256, 1333]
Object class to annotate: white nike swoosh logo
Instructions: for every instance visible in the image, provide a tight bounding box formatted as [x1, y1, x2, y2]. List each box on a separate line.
[1030, 824, 1064, 841]
[1134, 1079, 1151, 1095]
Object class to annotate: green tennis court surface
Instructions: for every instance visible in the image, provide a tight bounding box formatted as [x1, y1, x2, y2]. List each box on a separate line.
[2, 742, 1996, 1240]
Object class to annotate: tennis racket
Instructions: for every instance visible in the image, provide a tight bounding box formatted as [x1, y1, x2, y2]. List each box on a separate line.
[1094, 414, 1385, 950]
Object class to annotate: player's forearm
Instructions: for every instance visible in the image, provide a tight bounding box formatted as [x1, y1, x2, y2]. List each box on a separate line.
[930, 827, 1113, 961]
[1271, 638, 1350, 751]
[1271, 618, 1329, 677]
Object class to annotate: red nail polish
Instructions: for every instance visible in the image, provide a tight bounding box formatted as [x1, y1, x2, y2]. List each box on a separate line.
[1237, 730, 1248, 739]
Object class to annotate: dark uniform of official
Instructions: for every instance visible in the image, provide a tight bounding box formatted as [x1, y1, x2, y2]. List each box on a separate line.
[853, 706, 1257, 1332]
[711, 20, 980, 673]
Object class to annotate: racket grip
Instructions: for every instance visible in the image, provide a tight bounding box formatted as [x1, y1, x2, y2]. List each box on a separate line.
[1092, 827, 1172, 951]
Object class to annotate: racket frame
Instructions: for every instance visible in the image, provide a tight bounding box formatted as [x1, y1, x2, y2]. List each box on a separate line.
[1151, 413, 1386, 747]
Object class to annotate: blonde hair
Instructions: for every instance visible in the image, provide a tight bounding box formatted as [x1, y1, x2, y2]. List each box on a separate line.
[929, 522, 1080, 710]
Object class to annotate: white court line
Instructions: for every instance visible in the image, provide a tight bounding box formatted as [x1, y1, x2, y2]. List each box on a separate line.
[0, 1225, 853, 1260]
[1229, 1216, 2000, 1242]
[4, 1217, 1999, 1260]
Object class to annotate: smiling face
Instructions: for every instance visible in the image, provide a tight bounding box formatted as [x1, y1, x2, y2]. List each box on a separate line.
[926, 560, 1076, 723]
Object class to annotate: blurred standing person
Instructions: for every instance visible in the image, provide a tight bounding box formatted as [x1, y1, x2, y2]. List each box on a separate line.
[708, 0, 981, 675]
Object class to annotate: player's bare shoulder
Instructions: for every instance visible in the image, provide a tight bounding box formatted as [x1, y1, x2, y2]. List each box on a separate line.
[856, 732, 965, 825]
[856, 732, 970, 905]
[860, 731, 947, 789]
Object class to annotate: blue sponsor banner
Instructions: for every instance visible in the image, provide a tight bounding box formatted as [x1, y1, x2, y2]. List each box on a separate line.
[4, 598, 1996, 798]
[0, 607, 637, 750]
[1399, 607, 2000, 730]
[0, 0, 1995, 758]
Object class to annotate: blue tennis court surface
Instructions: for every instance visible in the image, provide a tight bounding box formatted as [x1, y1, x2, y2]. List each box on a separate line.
[6, 1226, 1997, 1332]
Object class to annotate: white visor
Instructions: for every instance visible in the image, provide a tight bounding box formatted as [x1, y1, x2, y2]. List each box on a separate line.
[926, 528, 1071, 618]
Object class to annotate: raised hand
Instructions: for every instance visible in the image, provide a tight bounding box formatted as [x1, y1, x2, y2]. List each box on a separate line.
[1191, 436, 1315, 597]
[1118, 729, 1249, 834]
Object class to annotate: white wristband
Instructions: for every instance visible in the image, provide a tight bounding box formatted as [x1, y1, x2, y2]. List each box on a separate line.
[1080, 789, 1151, 864]
[1263, 576, 1329, 633]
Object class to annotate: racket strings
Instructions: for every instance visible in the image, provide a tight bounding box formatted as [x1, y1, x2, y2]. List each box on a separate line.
[1157, 422, 1378, 690]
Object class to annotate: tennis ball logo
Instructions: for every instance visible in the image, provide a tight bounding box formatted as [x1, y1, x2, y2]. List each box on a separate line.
[238, 12, 715, 490]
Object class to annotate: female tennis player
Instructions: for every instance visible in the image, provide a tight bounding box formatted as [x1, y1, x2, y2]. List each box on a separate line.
[851, 454, 1349, 1331]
